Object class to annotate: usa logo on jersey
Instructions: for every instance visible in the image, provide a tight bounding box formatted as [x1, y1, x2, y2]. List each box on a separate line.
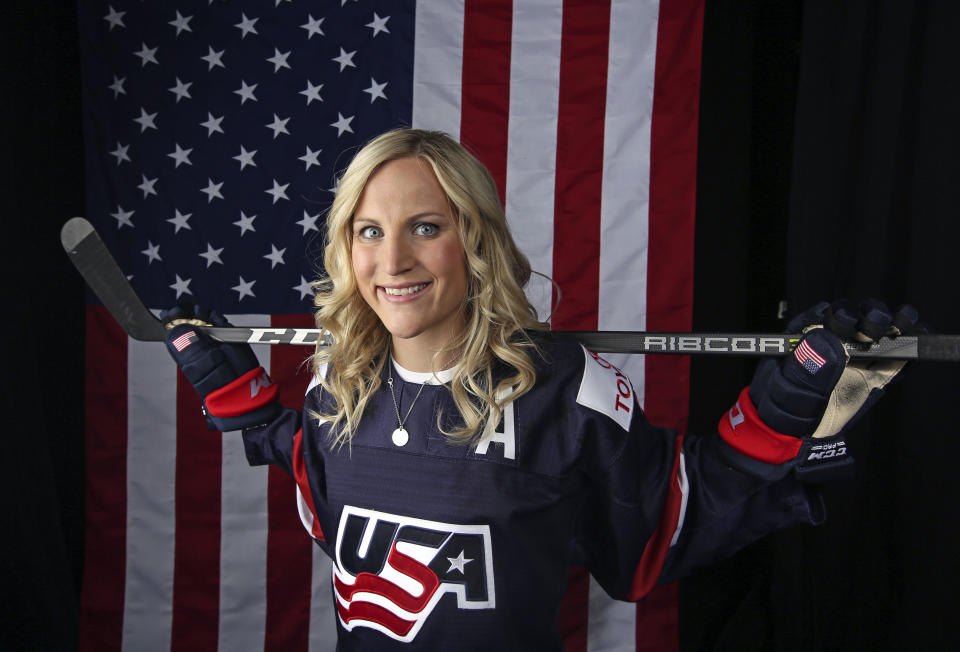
[333, 506, 496, 642]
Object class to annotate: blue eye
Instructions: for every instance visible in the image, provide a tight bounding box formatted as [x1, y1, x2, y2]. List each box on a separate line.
[358, 225, 383, 239]
[414, 223, 438, 236]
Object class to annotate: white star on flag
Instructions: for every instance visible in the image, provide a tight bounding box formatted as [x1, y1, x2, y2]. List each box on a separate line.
[167, 210, 192, 233]
[300, 80, 324, 105]
[110, 206, 134, 229]
[234, 146, 257, 170]
[201, 178, 225, 203]
[109, 142, 130, 165]
[297, 211, 320, 234]
[169, 274, 192, 298]
[264, 245, 287, 268]
[201, 47, 225, 71]
[103, 6, 125, 30]
[134, 43, 158, 67]
[235, 13, 258, 38]
[367, 13, 390, 37]
[234, 212, 256, 236]
[199, 244, 224, 268]
[298, 146, 321, 170]
[109, 75, 126, 97]
[169, 11, 193, 36]
[234, 80, 258, 104]
[267, 49, 292, 73]
[301, 15, 324, 38]
[138, 175, 158, 198]
[266, 114, 291, 139]
[133, 108, 158, 132]
[331, 113, 354, 136]
[200, 113, 225, 136]
[265, 179, 290, 204]
[169, 77, 192, 103]
[293, 276, 314, 299]
[364, 78, 388, 103]
[141, 241, 161, 264]
[168, 144, 193, 168]
[232, 276, 256, 300]
[332, 48, 357, 72]
[167, 11, 193, 36]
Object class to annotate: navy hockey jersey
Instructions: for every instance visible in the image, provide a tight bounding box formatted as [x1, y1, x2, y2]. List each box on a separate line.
[242, 334, 822, 650]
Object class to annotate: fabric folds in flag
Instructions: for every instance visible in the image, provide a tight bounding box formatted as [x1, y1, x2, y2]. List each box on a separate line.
[77, 1, 703, 650]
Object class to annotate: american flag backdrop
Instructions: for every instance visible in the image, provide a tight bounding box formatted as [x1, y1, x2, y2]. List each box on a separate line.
[77, 1, 703, 650]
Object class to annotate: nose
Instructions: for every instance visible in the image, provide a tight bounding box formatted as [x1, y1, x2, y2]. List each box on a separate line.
[382, 231, 414, 276]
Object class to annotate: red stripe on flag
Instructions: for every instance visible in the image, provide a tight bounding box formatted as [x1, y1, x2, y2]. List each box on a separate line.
[557, 566, 590, 652]
[643, 0, 704, 427]
[641, 0, 705, 649]
[265, 314, 317, 651]
[460, 0, 513, 204]
[552, 3, 612, 644]
[552, 0, 611, 331]
[170, 371, 222, 650]
[635, 581, 680, 652]
[79, 305, 127, 652]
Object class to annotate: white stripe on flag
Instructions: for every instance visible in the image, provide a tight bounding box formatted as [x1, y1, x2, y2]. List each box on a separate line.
[218, 315, 271, 652]
[505, 0, 564, 322]
[412, 0, 466, 136]
[588, 3, 662, 646]
[309, 546, 337, 651]
[596, 0, 662, 400]
[588, 574, 637, 652]
[123, 337, 177, 652]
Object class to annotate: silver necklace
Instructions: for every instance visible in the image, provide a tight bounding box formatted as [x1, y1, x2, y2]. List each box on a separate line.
[387, 369, 427, 447]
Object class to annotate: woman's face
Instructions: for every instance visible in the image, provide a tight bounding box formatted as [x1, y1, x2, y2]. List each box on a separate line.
[351, 157, 469, 359]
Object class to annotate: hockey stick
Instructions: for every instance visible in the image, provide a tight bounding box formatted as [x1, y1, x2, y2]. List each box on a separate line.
[62, 217, 960, 360]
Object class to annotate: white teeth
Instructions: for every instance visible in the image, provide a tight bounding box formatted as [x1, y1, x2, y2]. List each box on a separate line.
[384, 283, 427, 296]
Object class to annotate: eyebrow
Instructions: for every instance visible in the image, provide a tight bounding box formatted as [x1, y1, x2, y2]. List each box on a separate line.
[352, 211, 451, 225]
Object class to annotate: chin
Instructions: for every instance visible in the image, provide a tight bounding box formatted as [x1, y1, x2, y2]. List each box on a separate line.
[381, 321, 425, 341]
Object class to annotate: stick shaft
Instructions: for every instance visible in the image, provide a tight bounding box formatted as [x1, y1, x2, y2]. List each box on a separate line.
[202, 325, 957, 360]
[62, 217, 960, 360]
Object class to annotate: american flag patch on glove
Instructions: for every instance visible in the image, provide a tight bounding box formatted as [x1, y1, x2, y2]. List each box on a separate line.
[172, 330, 198, 352]
[794, 339, 826, 374]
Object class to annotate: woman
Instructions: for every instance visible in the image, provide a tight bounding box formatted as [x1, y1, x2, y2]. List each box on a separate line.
[163, 129, 917, 650]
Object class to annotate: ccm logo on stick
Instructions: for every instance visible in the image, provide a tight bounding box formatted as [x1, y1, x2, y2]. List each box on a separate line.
[247, 327, 319, 344]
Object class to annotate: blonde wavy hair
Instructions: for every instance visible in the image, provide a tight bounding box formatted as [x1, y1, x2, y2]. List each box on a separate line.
[312, 128, 548, 448]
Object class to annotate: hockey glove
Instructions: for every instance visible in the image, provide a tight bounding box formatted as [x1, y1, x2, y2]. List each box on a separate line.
[162, 304, 281, 432]
[719, 299, 924, 481]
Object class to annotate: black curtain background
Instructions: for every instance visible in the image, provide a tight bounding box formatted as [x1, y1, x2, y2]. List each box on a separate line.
[686, 1, 960, 651]
[4, 1, 959, 650]
[2, 3, 85, 651]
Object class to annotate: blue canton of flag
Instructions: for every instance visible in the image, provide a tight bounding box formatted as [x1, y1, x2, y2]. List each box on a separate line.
[80, 0, 415, 314]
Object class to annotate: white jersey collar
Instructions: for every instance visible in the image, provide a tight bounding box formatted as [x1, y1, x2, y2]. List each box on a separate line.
[390, 357, 456, 385]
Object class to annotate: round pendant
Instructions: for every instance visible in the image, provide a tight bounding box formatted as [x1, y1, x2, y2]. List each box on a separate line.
[391, 427, 409, 447]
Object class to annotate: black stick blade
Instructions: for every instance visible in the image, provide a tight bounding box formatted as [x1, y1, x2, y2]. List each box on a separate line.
[61, 217, 167, 341]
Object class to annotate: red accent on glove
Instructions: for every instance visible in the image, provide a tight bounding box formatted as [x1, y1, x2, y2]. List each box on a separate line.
[204, 367, 278, 418]
[718, 386, 804, 464]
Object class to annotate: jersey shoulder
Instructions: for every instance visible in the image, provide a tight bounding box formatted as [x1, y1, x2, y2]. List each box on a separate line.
[529, 332, 638, 432]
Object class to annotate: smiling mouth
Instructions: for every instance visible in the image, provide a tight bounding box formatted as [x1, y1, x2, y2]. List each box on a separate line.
[382, 283, 429, 296]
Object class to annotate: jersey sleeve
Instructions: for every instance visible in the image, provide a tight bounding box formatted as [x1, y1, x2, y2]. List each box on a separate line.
[240, 374, 330, 544]
[241, 406, 302, 474]
[569, 346, 824, 601]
